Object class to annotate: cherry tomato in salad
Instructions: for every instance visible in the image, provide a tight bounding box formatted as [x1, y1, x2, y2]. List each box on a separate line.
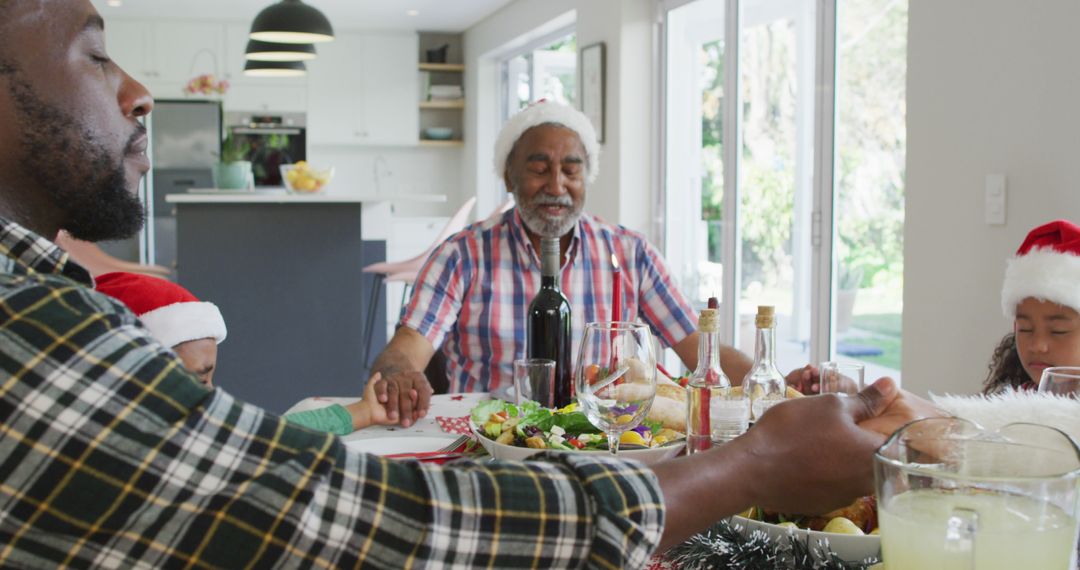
[584, 364, 602, 384]
[567, 438, 585, 449]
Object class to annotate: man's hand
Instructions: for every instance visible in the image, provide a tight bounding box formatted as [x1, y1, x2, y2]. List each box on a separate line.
[369, 370, 433, 428]
[856, 381, 946, 437]
[735, 378, 900, 515]
[785, 364, 820, 394]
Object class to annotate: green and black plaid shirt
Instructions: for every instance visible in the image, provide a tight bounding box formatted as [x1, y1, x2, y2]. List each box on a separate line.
[0, 218, 665, 569]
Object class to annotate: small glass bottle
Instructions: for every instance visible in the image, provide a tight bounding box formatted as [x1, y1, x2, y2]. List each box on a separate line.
[742, 305, 787, 421]
[686, 301, 731, 454]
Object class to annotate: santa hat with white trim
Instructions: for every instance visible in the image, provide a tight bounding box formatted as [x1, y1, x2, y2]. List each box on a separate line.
[493, 99, 601, 184]
[1001, 219, 1080, 318]
[95, 272, 227, 348]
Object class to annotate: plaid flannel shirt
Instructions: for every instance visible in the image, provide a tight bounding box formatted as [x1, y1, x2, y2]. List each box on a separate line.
[401, 209, 697, 393]
[0, 217, 665, 569]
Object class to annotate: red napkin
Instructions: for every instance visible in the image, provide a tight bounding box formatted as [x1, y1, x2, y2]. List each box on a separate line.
[436, 415, 473, 435]
[384, 438, 475, 464]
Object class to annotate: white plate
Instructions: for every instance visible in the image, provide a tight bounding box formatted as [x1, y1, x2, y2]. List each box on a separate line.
[730, 516, 880, 563]
[343, 435, 459, 456]
[471, 422, 684, 465]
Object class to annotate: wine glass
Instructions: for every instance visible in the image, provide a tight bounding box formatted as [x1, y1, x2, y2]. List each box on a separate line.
[575, 322, 657, 455]
[1038, 367, 1080, 397]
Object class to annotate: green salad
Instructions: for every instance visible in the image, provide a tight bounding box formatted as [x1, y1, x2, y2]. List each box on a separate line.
[470, 399, 679, 451]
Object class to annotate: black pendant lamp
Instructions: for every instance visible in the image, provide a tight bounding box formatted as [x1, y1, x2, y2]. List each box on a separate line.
[249, 0, 334, 44]
[244, 60, 307, 78]
[245, 39, 316, 62]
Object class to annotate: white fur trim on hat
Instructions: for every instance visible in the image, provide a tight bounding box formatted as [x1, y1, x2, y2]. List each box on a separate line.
[1001, 247, 1080, 318]
[138, 301, 227, 348]
[493, 101, 601, 184]
[932, 390, 1080, 443]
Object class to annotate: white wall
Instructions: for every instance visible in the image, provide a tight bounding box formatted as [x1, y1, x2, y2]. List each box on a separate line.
[463, 0, 658, 237]
[903, 0, 1080, 396]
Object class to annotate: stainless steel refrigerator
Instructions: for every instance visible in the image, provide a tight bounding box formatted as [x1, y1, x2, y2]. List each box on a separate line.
[99, 100, 222, 280]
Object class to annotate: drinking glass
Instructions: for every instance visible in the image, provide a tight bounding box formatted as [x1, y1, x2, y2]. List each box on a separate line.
[1039, 367, 1080, 398]
[819, 361, 865, 396]
[575, 322, 657, 455]
[875, 418, 1080, 569]
[513, 358, 556, 407]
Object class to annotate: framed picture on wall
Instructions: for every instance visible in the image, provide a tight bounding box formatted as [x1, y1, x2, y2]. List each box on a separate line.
[580, 42, 606, 143]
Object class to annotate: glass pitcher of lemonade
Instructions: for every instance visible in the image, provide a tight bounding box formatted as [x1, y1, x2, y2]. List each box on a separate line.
[874, 418, 1080, 570]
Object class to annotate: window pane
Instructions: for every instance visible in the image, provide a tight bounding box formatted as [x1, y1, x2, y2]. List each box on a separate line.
[534, 35, 577, 106]
[664, 0, 726, 307]
[834, 0, 908, 379]
[737, 0, 816, 372]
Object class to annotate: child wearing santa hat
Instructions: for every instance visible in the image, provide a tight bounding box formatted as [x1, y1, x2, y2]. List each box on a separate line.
[95, 272, 393, 435]
[95, 272, 227, 387]
[982, 219, 1080, 393]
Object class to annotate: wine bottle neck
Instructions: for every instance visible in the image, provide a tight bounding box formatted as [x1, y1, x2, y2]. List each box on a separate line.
[540, 275, 558, 289]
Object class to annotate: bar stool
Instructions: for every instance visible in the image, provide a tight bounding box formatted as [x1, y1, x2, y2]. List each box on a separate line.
[361, 196, 477, 368]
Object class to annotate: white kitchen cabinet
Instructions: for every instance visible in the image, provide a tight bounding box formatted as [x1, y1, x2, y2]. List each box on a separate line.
[104, 20, 224, 96]
[307, 32, 418, 146]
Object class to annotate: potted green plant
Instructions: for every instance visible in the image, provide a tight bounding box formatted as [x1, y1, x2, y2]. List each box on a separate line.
[214, 133, 252, 190]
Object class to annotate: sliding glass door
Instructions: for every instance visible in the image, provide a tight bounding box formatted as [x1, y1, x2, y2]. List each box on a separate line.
[662, 0, 906, 378]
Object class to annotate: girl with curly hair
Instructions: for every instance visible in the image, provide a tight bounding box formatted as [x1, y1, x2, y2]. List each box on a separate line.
[983, 220, 1080, 394]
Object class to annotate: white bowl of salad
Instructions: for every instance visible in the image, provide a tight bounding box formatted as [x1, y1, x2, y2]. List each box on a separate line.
[470, 399, 685, 465]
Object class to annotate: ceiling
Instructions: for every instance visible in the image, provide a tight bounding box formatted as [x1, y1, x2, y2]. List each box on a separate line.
[90, 0, 515, 33]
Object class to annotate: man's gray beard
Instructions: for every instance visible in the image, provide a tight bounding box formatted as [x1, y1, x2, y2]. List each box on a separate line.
[513, 189, 583, 238]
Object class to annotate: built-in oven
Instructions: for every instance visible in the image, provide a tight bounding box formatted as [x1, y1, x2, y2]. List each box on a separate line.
[226, 111, 306, 188]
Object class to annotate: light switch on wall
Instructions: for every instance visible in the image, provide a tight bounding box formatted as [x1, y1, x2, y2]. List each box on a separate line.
[985, 174, 1006, 225]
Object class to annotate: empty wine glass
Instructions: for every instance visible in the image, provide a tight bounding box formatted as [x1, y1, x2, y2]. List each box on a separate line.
[1039, 367, 1080, 398]
[575, 322, 657, 455]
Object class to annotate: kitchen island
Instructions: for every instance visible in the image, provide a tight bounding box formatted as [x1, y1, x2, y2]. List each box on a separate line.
[166, 191, 445, 413]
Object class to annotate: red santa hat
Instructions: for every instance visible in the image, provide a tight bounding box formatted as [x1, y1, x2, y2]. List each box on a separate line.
[493, 99, 601, 184]
[94, 272, 227, 348]
[1001, 219, 1080, 318]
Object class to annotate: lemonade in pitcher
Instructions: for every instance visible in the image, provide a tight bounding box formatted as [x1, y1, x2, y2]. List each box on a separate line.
[880, 489, 1076, 569]
[875, 418, 1080, 570]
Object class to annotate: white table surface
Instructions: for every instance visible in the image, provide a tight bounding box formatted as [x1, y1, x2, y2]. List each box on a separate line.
[285, 392, 491, 443]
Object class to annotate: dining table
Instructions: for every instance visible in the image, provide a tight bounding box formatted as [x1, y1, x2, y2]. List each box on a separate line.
[283, 392, 876, 569]
[285, 392, 490, 456]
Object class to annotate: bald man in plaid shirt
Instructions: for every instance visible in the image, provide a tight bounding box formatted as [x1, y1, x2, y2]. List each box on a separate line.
[0, 2, 924, 567]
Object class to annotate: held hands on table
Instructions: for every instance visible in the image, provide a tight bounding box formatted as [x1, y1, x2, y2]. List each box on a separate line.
[367, 370, 434, 428]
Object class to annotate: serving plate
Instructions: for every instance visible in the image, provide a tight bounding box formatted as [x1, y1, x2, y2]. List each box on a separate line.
[730, 515, 881, 563]
[343, 435, 461, 457]
[470, 422, 684, 465]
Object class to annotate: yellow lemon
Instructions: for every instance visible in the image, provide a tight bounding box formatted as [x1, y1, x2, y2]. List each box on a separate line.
[619, 431, 647, 446]
[822, 517, 864, 535]
[735, 506, 757, 519]
[614, 414, 635, 425]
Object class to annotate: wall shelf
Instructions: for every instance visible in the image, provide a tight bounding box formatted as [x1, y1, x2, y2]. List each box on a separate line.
[419, 139, 464, 148]
[420, 100, 465, 110]
[419, 63, 465, 72]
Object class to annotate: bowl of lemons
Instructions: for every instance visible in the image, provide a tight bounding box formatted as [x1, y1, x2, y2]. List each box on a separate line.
[730, 498, 881, 564]
[281, 162, 333, 194]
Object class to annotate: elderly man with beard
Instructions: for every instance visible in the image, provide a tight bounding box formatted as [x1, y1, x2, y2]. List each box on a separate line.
[369, 101, 816, 416]
[0, 2, 935, 567]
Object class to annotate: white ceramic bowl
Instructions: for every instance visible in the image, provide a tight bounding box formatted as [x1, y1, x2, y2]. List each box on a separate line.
[730, 516, 881, 564]
[471, 422, 684, 465]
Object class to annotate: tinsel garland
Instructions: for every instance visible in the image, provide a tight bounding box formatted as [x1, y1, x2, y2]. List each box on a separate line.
[662, 519, 880, 570]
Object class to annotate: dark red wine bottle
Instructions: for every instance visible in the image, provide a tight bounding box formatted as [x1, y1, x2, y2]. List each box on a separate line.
[527, 237, 574, 407]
